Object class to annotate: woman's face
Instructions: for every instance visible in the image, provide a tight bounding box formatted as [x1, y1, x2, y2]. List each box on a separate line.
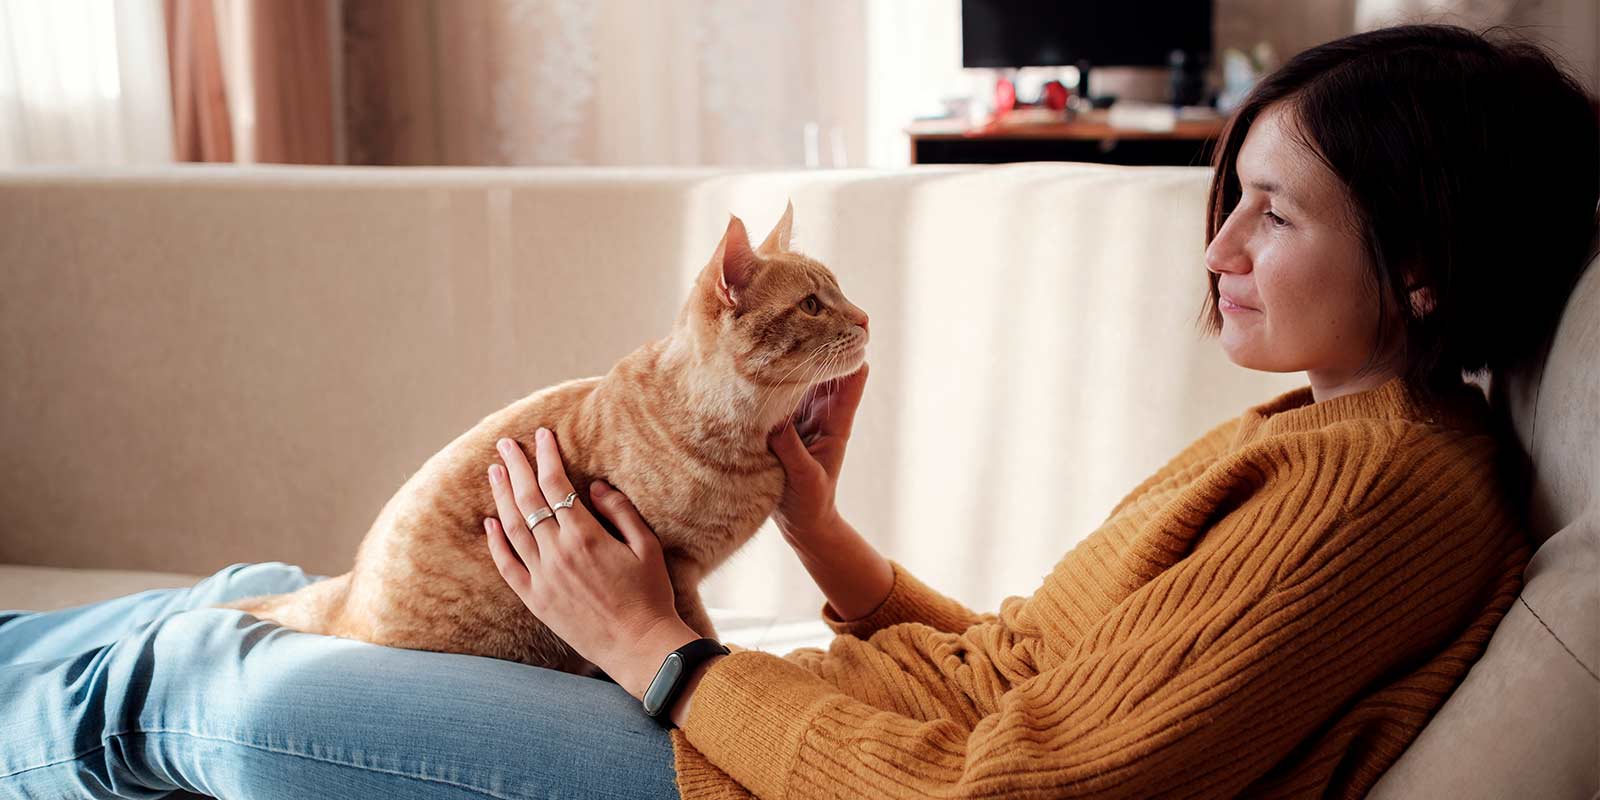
[1204, 103, 1400, 400]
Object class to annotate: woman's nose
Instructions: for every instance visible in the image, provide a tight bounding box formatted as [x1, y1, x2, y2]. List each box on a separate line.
[1205, 222, 1248, 276]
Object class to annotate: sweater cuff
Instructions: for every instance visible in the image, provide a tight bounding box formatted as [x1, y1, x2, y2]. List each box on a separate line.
[820, 558, 989, 638]
[680, 647, 848, 799]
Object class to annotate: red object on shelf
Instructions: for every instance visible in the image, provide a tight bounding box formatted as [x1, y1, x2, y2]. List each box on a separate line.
[993, 77, 1016, 115]
[1042, 80, 1069, 111]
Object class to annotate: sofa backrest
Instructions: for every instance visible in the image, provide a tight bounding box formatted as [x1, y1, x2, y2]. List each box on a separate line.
[1370, 238, 1599, 797]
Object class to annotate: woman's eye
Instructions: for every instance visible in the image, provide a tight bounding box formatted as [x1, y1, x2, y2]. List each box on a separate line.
[800, 295, 821, 315]
[1263, 210, 1288, 228]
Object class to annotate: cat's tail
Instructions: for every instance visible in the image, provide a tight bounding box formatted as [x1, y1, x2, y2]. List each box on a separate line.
[218, 572, 351, 636]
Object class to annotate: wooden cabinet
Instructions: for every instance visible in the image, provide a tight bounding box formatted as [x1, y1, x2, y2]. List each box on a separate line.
[907, 110, 1226, 166]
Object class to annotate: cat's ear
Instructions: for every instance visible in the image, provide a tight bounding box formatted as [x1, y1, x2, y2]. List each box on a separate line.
[757, 200, 794, 255]
[713, 214, 758, 308]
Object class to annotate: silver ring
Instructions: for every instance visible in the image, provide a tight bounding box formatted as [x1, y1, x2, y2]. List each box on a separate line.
[524, 507, 555, 529]
[552, 490, 578, 511]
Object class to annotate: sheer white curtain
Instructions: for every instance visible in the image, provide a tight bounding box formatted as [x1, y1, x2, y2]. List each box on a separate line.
[342, 0, 971, 168]
[404, 0, 880, 167]
[581, 0, 971, 169]
[0, 0, 174, 166]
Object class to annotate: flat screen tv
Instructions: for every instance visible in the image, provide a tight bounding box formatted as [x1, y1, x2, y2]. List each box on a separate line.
[962, 0, 1214, 69]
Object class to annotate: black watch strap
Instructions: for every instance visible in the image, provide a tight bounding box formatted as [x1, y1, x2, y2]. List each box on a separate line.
[642, 637, 730, 728]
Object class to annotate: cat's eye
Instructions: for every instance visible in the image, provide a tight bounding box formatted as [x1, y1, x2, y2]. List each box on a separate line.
[799, 295, 822, 315]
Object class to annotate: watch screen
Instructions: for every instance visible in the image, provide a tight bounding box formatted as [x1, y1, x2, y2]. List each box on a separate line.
[643, 652, 684, 715]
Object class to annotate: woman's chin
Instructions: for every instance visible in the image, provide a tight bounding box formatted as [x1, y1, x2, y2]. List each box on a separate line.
[1222, 343, 1305, 375]
[1219, 337, 1261, 371]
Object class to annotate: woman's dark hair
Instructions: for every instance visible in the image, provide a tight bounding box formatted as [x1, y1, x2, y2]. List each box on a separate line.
[1198, 23, 1600, 406]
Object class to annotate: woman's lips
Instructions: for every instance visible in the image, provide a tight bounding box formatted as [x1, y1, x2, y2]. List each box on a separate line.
[1220, 295, 1257, 313]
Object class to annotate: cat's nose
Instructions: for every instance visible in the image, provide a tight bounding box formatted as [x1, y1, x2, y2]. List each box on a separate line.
[855, 313, 869, 333]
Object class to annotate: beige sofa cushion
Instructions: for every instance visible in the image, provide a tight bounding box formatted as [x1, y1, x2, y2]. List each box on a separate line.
[1369, 247, 1600, 796]
[0, 565, 201, 611]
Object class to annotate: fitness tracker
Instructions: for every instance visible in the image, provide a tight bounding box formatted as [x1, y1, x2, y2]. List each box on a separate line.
[642, 636, 730, 728]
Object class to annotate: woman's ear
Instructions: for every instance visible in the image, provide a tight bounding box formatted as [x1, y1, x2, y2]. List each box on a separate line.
[1401, 264, 1435, 319]
[1407, 283, 1435, 317]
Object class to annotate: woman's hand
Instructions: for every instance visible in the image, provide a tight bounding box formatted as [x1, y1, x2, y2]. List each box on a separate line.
[483, 427, 699, 701]
[767, 362, 869, 548]
[767, 363, 894, 621]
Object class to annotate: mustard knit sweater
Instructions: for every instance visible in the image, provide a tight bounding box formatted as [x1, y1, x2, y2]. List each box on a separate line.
[668, 376, 1530, 799]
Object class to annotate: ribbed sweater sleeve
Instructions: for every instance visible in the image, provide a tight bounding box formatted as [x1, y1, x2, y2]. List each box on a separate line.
[1104, 417, 1239, 521]
[678, 423, 1526, 798]
[819, 559, 996, 638]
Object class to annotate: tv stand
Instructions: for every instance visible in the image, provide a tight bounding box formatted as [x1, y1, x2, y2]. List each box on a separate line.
[904, 109, 1225, 167]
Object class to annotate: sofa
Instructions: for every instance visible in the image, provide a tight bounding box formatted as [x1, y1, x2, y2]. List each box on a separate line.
[0, 164, 1594, 797]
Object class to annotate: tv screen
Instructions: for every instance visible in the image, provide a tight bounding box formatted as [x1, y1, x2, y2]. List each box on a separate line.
[962, 0, 1214, 69]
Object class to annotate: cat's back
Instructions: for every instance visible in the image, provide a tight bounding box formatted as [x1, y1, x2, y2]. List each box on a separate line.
[377, 375, 605, 531]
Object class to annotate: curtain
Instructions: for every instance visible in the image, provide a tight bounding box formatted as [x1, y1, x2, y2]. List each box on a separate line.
[164, 0, 232, 161]
[232, 0, 336, 164]
[168, 0, 336, 165]
[0, 0, 174, 166]
[342, 0, 886, 167]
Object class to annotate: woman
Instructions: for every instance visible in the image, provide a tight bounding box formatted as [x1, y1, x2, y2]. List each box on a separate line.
[3, 23, 1596, 799]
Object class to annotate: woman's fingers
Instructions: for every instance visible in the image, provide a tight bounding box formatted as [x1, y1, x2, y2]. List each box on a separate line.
[484, 517, 532, 591]
[589, 480, 661, 562]
[533, 428, 593, 530]
[496, 437, 549, 520]
[816, 362, 868, 441]
[769, 422, 823, 483]
[807, 363, 868, 478]
[488, 461, 543, 570]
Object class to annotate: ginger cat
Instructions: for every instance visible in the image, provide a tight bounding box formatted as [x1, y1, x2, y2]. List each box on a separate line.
[223, 204, 869, 677]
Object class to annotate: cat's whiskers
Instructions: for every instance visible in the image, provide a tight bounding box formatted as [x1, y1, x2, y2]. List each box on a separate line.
[820, 335, 855, 428]
[753, 344, 829, 430]
[793, 346, 841, 431]
[821, 348, 843, 399]
[764, 344, 828, 395]
[752, 354, 816, 426]
[796, 346, 841, 412]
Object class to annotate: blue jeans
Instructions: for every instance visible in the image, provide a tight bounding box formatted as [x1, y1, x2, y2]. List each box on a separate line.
[0, 562, 680, 799]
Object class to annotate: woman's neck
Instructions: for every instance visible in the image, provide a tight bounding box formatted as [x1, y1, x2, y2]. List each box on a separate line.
[1306, 369, 1400, 404]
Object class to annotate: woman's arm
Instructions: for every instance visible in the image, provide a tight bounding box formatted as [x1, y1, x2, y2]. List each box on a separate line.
[766, 366, 895, 622]
[769, 364, 996, 637]
[786, 511, 895, 623]
[671, 485, 1526, 798]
